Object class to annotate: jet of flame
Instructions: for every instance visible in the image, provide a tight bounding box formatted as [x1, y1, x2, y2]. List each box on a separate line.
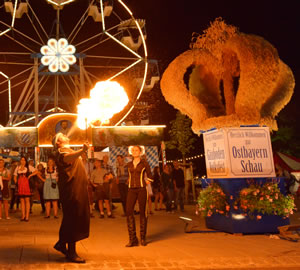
[77, 81, 129, 130]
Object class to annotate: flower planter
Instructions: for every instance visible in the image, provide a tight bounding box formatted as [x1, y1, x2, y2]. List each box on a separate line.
[202, 178, 290, 234]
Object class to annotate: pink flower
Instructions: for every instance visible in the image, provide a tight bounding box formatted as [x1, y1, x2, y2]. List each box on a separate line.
[226, 205, 230, 211]
[269, 199, 273, 202]
[260, 197, 263, 201]
[256, 215, 262, 220]
[234, 206, 238, 210]
[219, 211, 224, 214]
[256, 189, 260, 193]
[266, 195, 270, 199]
[253, 192, 257, 196]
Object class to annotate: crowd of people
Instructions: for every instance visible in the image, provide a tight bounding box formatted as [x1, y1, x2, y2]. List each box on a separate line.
[0, 152, 187, 221]
[0, 140, 189, 262]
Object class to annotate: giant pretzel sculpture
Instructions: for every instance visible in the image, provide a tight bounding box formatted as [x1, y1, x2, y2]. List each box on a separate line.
[161, 19, 295, 134]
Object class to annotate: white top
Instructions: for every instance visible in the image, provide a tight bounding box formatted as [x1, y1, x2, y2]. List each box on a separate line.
[14, 166, 28, 176]
[45, 168, 58, 181]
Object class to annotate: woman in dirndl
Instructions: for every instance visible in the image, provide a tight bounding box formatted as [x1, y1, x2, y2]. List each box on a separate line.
[14, 156, 35, 221]
[43, 157, 59, 218]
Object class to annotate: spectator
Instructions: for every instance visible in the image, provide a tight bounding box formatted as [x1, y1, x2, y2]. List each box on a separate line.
[153, 166, 164, 211]
[35, 163, 46, 214]
[28, 159, 36, 214]
[0, 159, 11, 219]
[101, 155, 115, 211]
[172, 161, 185, 212]
[82, 152, 95, 218]
[116, 155, 128, 216]
[145, 172, 154, 215]
[91, 159, 114, 218]
[161, 164, 174, 213]
[43, 158, 59, 218]
[9, 160, 19, 213]
[14, 156, 35, 221]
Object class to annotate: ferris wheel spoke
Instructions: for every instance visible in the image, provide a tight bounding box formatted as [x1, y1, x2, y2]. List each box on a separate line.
[73, 31, 106, 49]
[0, 77, 28, 95]
[12, 67, 34, 115]
[25, 12, 46, 44]
[68, 0, 96, 43]
[108, 58, 142, 81]
[0, 66, 33, 87]
[26, 0, 49, 40]
[82, 67, 94, 89]
[86, 55, 138, 61]
[0, 20, 43, 47]
[61, 76, 76, 100]
[105, 31, 142, 59]
[14, 75, 47, 123]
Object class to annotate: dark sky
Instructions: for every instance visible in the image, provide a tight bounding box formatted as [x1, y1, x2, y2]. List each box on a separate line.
[126, 0, 300, 126]
[0, 0, 299, 128]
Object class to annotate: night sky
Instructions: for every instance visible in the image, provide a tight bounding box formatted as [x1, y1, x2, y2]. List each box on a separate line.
[0, 0, 299, 159]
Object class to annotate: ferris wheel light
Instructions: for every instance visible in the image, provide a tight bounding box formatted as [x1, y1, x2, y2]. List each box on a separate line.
[41, 38, 76, 72]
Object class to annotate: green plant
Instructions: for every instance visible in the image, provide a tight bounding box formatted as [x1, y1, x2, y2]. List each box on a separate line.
[234, 181, 296, 219]
[197, 182, 230, 217]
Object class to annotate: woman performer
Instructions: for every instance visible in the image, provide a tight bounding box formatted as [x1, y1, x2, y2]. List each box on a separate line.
[52, 132, 90, 263]
[126, 145, 153, 247]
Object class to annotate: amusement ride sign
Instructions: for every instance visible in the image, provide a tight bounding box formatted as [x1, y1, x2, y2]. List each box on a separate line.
[203, 127, 276, 178]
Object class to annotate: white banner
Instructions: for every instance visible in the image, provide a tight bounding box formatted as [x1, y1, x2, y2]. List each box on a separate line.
[203, 127, 275, 178]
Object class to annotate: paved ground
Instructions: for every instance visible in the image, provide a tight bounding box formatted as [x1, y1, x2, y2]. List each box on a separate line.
[0, 202, 300, 270]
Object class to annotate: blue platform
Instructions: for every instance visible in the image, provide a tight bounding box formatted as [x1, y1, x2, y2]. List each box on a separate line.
[201, 178, 290, 234]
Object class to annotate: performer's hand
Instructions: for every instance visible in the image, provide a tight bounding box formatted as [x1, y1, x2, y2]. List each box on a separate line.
[82, 142, 89, 152]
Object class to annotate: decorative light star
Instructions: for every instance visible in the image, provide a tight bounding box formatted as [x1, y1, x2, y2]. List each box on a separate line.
[40, 38, 76, 73]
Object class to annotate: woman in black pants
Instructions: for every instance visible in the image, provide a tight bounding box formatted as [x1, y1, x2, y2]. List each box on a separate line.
[126, 145, 153, 247]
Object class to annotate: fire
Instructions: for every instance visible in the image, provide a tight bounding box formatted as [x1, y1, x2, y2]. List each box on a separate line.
[77, 81, 129, 130]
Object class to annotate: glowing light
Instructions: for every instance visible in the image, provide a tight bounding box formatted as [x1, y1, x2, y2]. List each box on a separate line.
[40, 38, 76, 72]
[47, 0, 75, 7]
[77, 81, 129, 130]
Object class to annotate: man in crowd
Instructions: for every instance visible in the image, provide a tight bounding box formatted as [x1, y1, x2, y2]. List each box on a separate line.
[116, 155, 128, 216]
[172, 161, 185, 212]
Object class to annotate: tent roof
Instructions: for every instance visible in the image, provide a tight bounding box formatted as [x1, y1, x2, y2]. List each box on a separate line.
[274, 152, 300, 172]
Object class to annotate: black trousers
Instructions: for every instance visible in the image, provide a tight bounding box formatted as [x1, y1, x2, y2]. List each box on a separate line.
[37, 184, 45, 212]
[126, 187, 148, 239]
[118, 183, 128, 214]
[10, 188, 19, 210]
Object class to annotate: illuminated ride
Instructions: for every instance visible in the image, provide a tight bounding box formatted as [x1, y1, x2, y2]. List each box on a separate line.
[0, 0, 158, 128]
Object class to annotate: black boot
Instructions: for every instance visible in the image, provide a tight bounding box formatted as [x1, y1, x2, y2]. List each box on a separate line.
[67, 242, 85, 263]
[140, 217, 148, 246]
[54, 240, 67, 256]
[126, 215, 139, 247]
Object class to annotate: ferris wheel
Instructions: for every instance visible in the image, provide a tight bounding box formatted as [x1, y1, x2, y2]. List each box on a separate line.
[0, 0, 156, 127]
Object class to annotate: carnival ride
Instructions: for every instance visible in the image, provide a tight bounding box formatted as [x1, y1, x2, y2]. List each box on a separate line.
[0, 0, 159, 128]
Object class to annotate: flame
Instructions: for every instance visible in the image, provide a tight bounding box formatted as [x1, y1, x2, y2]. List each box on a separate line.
[77, 81, 129, 130]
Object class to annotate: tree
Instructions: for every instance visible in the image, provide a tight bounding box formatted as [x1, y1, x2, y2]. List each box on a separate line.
[166, 111, 196, 161]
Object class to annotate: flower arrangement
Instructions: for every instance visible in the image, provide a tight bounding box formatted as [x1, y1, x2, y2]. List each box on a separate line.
[234, 181, 296, 219]
[197, 182, 230, 217]
[197, 180, 296, 220]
